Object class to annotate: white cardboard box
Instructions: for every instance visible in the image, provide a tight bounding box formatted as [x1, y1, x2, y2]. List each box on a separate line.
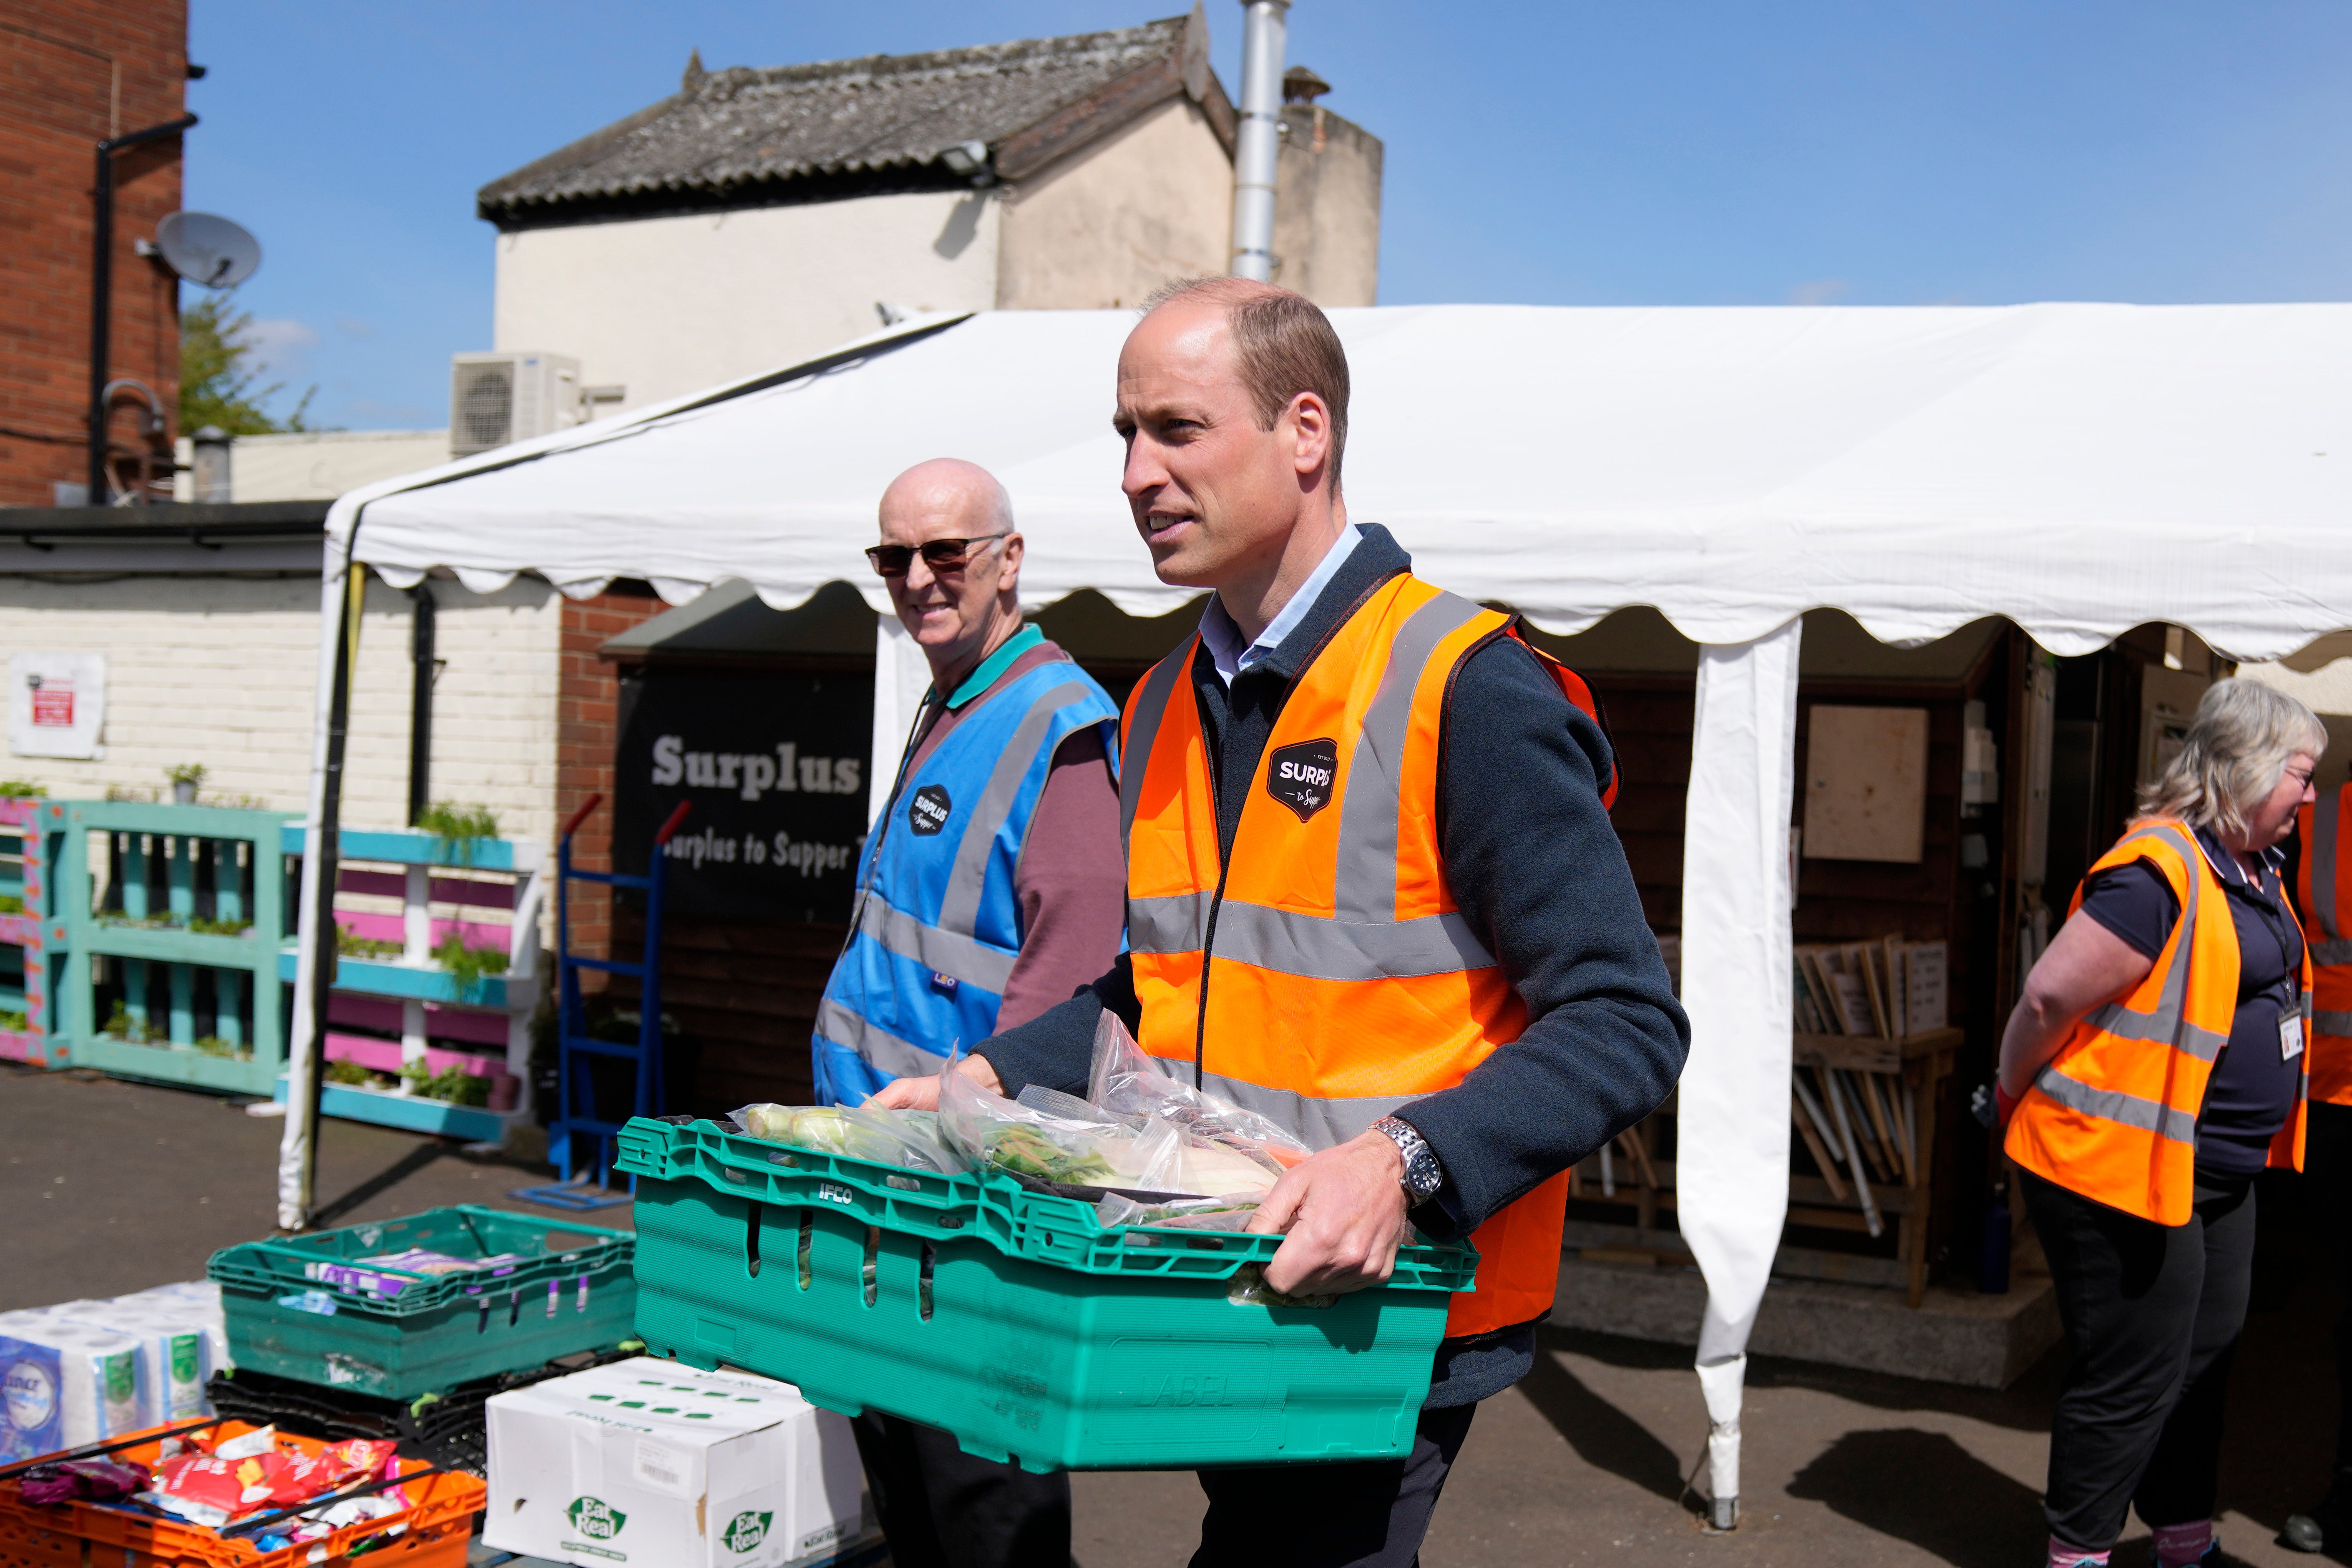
[483, 1358, 870, 1568]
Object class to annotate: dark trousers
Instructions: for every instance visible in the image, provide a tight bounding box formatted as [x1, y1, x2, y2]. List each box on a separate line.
[2307, 1101, 2352, 1489]
[849, 1410, 1070, 1568]
[1189, 1403, 1478, 1568]
[2022, 1166, 2257, 1550]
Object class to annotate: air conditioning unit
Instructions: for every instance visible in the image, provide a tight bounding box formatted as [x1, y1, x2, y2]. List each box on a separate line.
[449, 352, 582, 457]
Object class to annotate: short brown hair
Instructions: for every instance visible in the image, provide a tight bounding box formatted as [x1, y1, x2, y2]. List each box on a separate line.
[1143, 277, 1351, 490]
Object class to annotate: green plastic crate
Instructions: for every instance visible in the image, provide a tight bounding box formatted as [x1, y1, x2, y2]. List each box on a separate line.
[207, 1206, 631, 1314]
[208, 1207, 637, 1400]
[615, 1116, 1476, 1474]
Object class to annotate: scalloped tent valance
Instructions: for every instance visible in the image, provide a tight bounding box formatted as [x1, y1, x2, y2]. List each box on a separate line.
[332, 302, 2352, 662]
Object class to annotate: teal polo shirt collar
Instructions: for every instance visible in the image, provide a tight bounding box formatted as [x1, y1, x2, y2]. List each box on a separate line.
[939, 623, 1044, 711]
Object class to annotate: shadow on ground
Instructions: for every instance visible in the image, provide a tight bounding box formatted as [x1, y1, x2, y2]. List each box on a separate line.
[1786, 1426, 2047, 1568]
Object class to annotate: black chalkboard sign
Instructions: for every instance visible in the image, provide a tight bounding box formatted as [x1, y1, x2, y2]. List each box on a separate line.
[615, 670, 874, 922]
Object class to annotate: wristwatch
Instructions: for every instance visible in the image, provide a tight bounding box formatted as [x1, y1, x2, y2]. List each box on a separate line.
[1371, 1116, 1445, 1206]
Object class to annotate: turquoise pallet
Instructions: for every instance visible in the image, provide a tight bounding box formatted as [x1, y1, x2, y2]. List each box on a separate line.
[56, 800, 297, 1097]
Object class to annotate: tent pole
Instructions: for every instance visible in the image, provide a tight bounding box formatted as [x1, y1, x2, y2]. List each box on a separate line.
[277, 559, 365, 1230]
[1673, 617, 1803, 1531]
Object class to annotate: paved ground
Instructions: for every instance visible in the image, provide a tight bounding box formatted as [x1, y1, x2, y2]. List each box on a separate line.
[7, 1064, 2346, 1567]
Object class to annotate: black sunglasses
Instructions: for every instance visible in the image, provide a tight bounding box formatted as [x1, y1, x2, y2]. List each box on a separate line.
[864, 533, 1011, 578]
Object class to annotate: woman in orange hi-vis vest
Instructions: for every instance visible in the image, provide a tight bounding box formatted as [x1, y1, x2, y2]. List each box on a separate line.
[1996, 680, 2324, 1568]
[2280, 774, 2352, 1553]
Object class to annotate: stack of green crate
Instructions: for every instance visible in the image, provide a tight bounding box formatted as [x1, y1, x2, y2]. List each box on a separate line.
[207, 1206, 636, 1400]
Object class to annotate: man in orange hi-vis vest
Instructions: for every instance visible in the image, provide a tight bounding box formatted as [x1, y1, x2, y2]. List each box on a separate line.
[873, 279, 1689, 1565]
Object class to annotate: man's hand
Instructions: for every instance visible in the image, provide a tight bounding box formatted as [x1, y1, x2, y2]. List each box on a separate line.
[1247, 1130, 1415, 1296]
[866, 1053, 1004, 1112]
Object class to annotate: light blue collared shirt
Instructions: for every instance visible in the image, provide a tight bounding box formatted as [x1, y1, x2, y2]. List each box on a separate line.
[1196, 524, 1363, 687]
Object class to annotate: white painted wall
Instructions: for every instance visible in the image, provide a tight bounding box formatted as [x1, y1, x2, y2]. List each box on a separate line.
[492, 191, 1002, 414]
[0, 575, 561, 845]
[995, 96, 1234, 310]
[172, 430, 454, 503]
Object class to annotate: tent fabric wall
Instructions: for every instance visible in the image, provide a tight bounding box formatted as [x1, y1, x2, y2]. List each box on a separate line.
[287, 301, 2352, 1511]
[1677, 619, 1805, 1519]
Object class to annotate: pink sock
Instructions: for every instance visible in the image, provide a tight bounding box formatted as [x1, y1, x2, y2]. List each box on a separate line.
[2048, 1537, 2111, 1568]
[2151, 1520, 2212, 1567]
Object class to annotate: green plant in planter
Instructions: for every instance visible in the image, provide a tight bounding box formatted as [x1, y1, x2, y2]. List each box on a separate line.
[103, 1000, 156, 1044]
[164, 763, 206, 786]
[335, 922, 402, 960]
[432, 931, 509, 999]
[325, 1059, 372, 1086]
[188, 914, 252, 936]
[0, 895, 22, 915]
[417, 801, 499, 865]
[0, 780, 46, 798]
[0, 1010, 28, 1032]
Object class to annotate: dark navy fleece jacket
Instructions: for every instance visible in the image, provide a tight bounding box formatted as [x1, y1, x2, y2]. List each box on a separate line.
[973, 524, 1690, 1404]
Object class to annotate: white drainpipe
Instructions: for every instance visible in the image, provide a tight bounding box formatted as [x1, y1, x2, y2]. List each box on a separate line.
[1228, 0, 1289, 281]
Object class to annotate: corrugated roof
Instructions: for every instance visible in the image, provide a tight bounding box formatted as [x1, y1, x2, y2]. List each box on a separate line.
[479, 9, 1225, 222]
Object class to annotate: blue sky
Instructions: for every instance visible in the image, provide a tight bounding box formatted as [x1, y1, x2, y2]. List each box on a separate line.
[184, 2, 2352, 430]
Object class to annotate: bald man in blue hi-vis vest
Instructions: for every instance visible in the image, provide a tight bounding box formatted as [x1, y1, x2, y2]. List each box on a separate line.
[812, 457, 1123, 1568]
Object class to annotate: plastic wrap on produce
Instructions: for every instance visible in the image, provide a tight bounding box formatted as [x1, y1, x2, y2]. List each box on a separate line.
[731, 1102, 967, 1172]
[938, 1068, 1138, 1184]
[1086, 1011, 1309, 1172]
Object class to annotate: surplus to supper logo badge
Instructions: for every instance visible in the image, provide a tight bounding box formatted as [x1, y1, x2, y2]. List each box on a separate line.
[908, 783, 952, 836]
[1265, 738, 1339, 822]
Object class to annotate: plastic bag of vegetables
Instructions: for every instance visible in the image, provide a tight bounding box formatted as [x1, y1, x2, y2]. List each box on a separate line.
[1085, 1011, 1313, 1173]
[938, 1067, 1137, 1183]
[730, 1103, 968, 1172]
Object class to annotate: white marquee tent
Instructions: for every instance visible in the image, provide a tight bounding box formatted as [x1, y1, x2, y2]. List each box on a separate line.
[286, 302, 2352, 1515]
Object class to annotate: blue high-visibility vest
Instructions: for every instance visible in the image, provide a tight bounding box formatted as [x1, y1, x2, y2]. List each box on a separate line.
[813, 633, 1120, 1105]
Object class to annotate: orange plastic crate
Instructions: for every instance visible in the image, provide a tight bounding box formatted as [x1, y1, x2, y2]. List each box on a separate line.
[0, 1420, 483, 1568]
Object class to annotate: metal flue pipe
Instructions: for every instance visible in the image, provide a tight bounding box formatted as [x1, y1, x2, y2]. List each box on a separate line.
[1228, 0, 1289, 280]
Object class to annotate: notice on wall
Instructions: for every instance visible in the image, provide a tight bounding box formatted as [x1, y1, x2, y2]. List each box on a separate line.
[8, 652, 106, 760]
[615, 670, 874, 922]
[1802, 705, 1928, 863]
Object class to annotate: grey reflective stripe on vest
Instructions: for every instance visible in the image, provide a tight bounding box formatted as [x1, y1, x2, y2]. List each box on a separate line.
[2315, 939, 2352, 967]
[1194, 1068, 1421, 1153]
[2082, 821, 2229, 1064]
[1210, 899, 1495, 980]
[2317, 788, 2344, 941]
[815, 999, 943, 1080]
[936, 677, 1104, 939]
[1333, 591, 1492, 921]
[1127, 890, 1494, 979]
[1129, 891, 1211, 956]
[2316, 1009, 2352, 1039]
[1118, 645, 1192, 854]
[855, 890, 1016, 993]
[2033, 1062, 2200, 1146]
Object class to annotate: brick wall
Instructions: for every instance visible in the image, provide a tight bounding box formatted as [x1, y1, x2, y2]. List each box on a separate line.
[1, 0, 190, 505]
[553, 586, 668, 974]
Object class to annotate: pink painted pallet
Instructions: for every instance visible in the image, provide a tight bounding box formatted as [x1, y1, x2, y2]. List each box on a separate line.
[0, 798, 61, 1067]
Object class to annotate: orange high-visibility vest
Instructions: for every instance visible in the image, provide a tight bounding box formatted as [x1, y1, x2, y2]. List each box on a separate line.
[2007, 818, 2310, 1225]
[1119, 571, 1613, 1337]
[2296, 785, 2352, 1106]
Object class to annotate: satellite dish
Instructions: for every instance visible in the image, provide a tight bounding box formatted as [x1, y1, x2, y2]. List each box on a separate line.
[154, 211, 261, 289]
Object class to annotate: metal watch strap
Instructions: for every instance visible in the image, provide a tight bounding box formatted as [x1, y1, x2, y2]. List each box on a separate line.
[1371, 1115, 1444, 1205]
